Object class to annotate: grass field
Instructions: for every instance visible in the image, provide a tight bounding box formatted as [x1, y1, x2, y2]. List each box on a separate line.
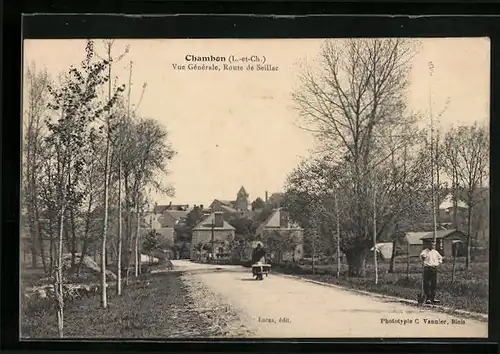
[20, 271, 220, 339]
[274, 257, 489, 314]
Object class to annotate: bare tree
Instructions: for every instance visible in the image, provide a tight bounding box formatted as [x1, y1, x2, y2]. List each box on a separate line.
[22, 64, 51, 271]
[292, 38, 421, 276]
[442, 122, 489, 268]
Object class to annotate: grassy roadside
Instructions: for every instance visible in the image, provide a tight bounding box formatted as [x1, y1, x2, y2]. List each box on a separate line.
[272, 258, 489, 314]
[21, 271, 221, 339]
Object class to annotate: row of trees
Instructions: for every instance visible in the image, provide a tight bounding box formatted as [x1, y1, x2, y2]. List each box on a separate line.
[284, 38, 489, 277]
[22, 40, 176, 337]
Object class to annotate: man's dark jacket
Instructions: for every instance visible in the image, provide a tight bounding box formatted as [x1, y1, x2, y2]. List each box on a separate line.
[251, 247, 266, 264]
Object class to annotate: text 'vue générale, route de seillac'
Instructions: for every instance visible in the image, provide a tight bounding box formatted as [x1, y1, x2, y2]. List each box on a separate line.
[171, 54, 279, 72]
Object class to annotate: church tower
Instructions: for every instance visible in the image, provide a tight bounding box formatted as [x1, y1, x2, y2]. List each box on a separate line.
[235, 186, 249, 211]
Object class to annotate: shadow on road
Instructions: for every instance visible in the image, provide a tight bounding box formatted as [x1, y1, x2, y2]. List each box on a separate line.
[240, 278, 258, 281]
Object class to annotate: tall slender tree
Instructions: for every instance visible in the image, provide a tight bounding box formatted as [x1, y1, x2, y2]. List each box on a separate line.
[96, 40, 129, 308]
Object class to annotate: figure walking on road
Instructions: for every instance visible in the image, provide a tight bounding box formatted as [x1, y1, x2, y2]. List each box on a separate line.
[420, 240, 443, 305]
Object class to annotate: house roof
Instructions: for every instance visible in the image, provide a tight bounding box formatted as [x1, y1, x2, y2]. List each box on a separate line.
[256, 208, 302, 235]
[420, 229, 465, 240]
[165, 210, 189, 220]
[153, 205, 170, 214]
[238, 186, 248, 196]
[221, 199, 234, 205]
[219, 204, 239, 213]
[193, 213, 236, 231]
[439, 194, 468, 210]
[210, 199, 241, 213]
[211, 199, 235, 206]
[405, 232, 428, 245]
[153, 204, 189, 214]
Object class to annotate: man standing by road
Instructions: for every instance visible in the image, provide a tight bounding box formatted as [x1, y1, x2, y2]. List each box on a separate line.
[420, 241, 443, 305]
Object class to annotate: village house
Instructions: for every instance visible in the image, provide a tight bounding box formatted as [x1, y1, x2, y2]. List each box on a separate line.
[420, 229, 467, 258]
[209, 186, 252, 217]
[255, 208, 304, 262]
[404, 229, 467, 258]
[141, 207, 189, 248]
[190, 212, 236, 261]
[404, 232, 429, 257]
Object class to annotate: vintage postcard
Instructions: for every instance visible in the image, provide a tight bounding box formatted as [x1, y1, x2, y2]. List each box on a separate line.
[20, 37, 489, 339]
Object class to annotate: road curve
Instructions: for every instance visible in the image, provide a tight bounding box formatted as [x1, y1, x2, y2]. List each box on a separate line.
[174, 260, 488, 338]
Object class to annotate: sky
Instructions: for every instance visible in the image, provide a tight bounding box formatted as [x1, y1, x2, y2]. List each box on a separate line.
[23, 38, 490, 207]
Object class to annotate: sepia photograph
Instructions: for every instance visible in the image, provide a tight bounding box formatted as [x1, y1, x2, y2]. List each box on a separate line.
[20, 37, 490, 339]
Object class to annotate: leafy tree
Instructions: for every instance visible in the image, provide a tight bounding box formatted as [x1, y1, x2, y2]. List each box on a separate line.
[21, 38, 179, 337]
[264, 230, 302, 265]
[142, 230, 162, 264]
[228, 216, 258, 238]
[251, 197, 266, 211]
[284, 141, 432, 277]
[44, 39, 121, 336]
[255, 205, 274, 223]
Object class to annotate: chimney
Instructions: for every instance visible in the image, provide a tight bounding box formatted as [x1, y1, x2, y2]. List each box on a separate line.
[200, 204, 204, 210]
[279, 211, 289, 228]
[214, 212, 224, 228]
[265, 191, 268, 203]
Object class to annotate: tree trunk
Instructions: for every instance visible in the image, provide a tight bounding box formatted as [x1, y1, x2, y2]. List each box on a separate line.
[100, 134, 111, 309]
[452, 170, 459, 229]
[117, 161, 123, 296]
[35, 207, 47, 273]
[406, 242, 410, 280]
[55, 177, 67, 338]
[70, 207, 77, 270]
[452, 243, 457, 283]
[76, 192, 93, 275]
[135, 207, 140, 277]
[388, 238, 397, 273]
[311, 235, 316, 275]
[345, 247, 368, 277]
[124, 172, 131, 273]
[26, 192, 38, 268]
[29, 242, 38, 268]
[49, 227, 54, 276]
[465, 206, 473, 269]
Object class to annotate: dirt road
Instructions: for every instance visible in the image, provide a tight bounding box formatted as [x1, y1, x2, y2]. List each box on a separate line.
[175, 260, 488, 338]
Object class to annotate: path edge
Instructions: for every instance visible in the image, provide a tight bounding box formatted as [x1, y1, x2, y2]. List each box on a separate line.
[278, 273, 489, 323]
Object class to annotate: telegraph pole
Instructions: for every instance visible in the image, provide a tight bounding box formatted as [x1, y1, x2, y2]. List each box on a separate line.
[373, 174, 378, 285]
[429, 61, 438, 244]
[335, 190, 341, 280]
